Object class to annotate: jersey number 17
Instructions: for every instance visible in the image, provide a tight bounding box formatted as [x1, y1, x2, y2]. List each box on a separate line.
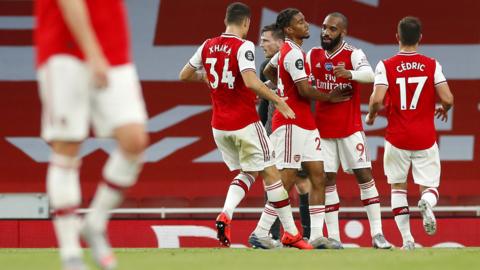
[395, 76, 427, 110]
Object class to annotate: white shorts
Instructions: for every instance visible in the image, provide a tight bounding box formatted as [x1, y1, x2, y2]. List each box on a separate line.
[270, 124, 323, 170]
[213, 121, 276, 172]
[37, 55, 147, 141]
[384, 141, 440, 187]
[321, 131, 372, 174]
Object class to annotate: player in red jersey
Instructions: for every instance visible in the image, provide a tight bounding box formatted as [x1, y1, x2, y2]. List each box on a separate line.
[35, 0, 148, 269]
[252, 8, 352, 249]
[366, 16, 454, 250]
[179, 2, 311, 250]
[307, 13, 391, 249]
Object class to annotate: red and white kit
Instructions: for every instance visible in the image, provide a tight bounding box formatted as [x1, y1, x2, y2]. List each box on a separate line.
[374, 51, 447, 187]
[189, 33, 274, 171]
[270, 39, 322, 170]
[35, 0, 147, 140]
[307, 42, 372, 173]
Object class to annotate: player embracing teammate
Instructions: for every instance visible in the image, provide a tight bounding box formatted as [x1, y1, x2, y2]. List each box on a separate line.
[180, 2, 452, 250]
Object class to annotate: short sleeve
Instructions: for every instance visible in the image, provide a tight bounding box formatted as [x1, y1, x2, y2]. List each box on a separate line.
[284, 49, 308, 82]
[351, 49, 372, 71]
[188, 40, 207, 69]
[306, 49, 312, 69]
[434, 60, 447, 85]
[374, 61, 388, 86]
[237, 40, 256, 73]
[269, 52, 279, 68]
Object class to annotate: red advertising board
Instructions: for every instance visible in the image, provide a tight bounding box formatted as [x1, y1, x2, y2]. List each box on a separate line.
[0, 218, 479, 248]
[0, 0, 478, 207]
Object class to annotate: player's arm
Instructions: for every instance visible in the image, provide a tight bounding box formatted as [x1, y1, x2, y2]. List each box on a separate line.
[263, 52, 279, 84]
[366, 61, 388, 125]
[242, 70, 294, 119]
[366, 85, 387, 125]
[57, 0, 108, 88]
[179, 41, 208, 84]
[296, 79, 352, 102]
[433, 61, 454, 122]
[238, 41, 294, 119]
[178, 64, 207, 83]
[286, 49, 352, 102]
[333, 49, 374, 83]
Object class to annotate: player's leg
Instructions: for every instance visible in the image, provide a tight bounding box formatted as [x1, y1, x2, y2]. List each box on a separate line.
[353, 168, 391, 248]
[82, 123, 148, 268]
[294, 171, 311, 239]
[384, 141, 415, 249]
[210, 126, 258, 247]
[48, 142, 85, 269]
[321, 138, 341, 244]
[83, 64, 147, 268]
[38, 55, 90, 269]
[302, 160, 328, 246]
[260, 166, 311, 249]
[324, 173, 342, 243]
[412, 143, 441, 236]
[252, 124, 311, 249]
[252, 168, 296, 239]
[339, 131, 390, 248]
[300, 127, 343, 249]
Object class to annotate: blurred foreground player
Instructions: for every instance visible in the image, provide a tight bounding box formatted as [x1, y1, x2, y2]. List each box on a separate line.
[35, 0, 148, 269]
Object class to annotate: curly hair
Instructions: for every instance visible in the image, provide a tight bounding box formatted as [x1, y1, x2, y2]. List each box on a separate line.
[275, 8, 300, 32]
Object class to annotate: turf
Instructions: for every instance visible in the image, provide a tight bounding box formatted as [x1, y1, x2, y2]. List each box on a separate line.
[0, 248, 479, 270]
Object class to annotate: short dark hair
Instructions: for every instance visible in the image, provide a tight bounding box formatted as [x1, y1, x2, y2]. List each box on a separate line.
[261, 23, 285, 40]
[398, 16, 422, 46]
[275, 8, 300, 32]
[225, 2, 251, 25]
[327, 12, 348, 29]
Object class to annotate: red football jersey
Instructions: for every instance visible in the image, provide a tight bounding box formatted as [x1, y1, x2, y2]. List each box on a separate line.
[189, 33, 259, 131]
[271, 39, 316, 131]
[35, 0, 131, 67]
[374, 52, 447, 150]
[308, 42, 371, 138]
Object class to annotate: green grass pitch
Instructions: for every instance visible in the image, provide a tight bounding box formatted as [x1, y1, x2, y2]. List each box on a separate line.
[1, 248, 479, 270]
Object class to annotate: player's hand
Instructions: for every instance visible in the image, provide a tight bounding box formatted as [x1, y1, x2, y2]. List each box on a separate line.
[328, 85, 353, 103]
[333, 65, 352, 79]
[275, 98, 295, 119]
[365, 112, 376, 125]
[87, 54, 110, 89]
[435, 106, 448, 122]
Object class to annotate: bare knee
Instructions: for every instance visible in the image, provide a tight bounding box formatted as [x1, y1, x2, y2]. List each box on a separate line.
[295, 176, 310, 194]
[325, 172, 337, 186]
[115, 124, 149, 155]
[353, 168, 373, 184]
[51, 141, 82, 157]
[391, 183, 407, 190]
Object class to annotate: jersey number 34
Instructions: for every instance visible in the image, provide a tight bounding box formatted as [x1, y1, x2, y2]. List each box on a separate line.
[205, 58, 235, 89]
